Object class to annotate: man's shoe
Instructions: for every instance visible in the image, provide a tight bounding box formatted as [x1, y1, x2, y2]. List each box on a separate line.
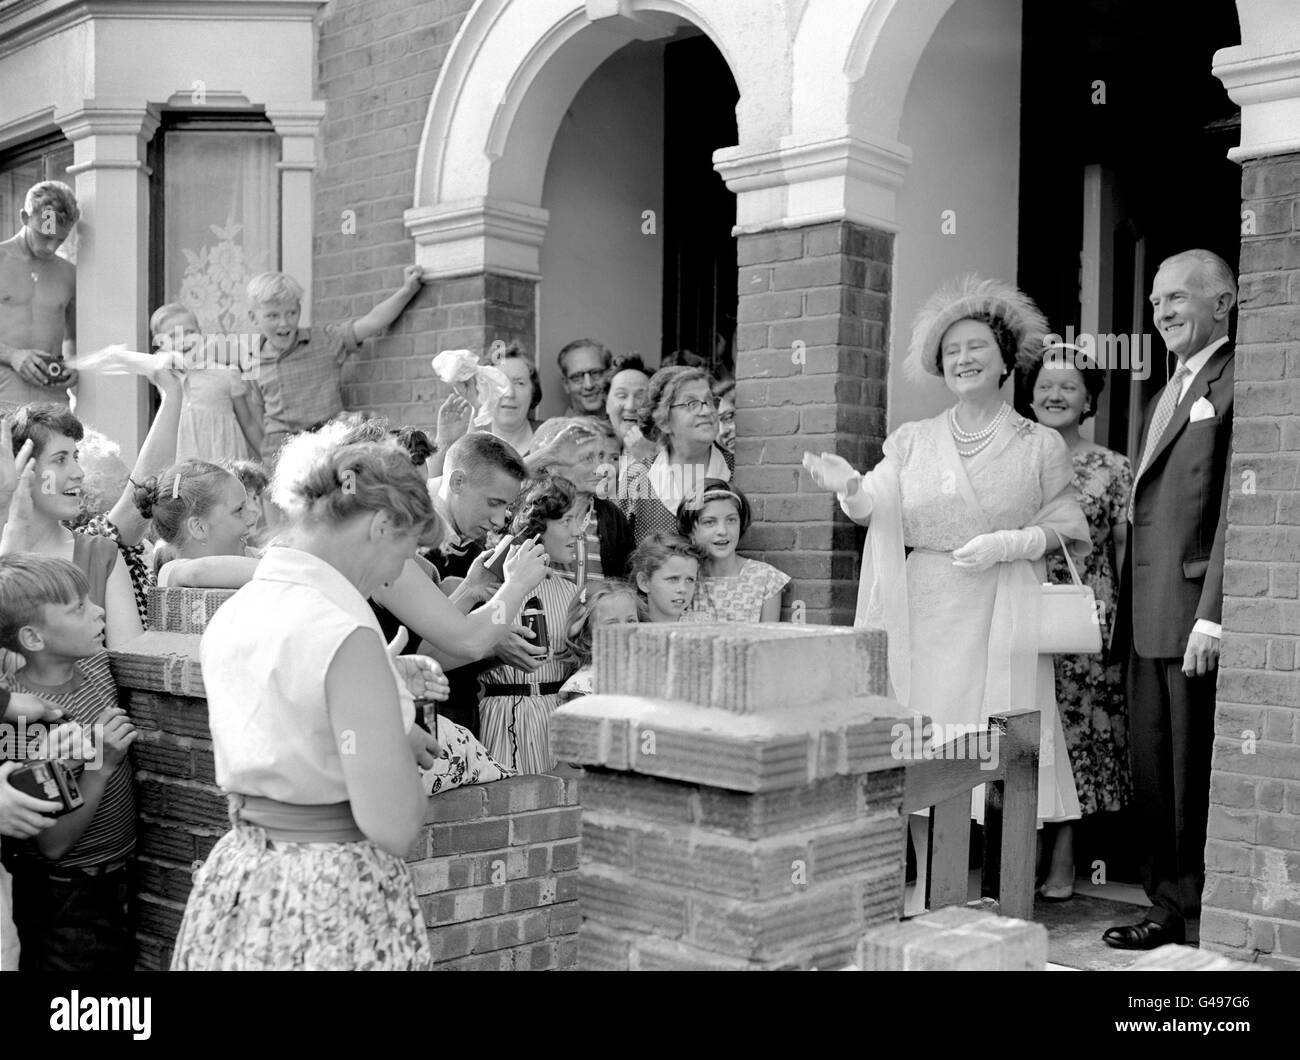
[1102, 919, 1185, 950]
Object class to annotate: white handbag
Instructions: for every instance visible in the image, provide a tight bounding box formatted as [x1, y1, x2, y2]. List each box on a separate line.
[1038, 529, 1102, 654]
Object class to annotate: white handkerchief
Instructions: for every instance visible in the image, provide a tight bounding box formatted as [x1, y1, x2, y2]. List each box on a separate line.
[1189, 396, 1216, 422]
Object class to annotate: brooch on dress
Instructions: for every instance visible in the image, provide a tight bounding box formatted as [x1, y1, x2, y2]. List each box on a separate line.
[1012, 418, 1036, 438]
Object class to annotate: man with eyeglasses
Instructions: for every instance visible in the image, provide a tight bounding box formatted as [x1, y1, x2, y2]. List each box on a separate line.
[555, 339, 611, 417]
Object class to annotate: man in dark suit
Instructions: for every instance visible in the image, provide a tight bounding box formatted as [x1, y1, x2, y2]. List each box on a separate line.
[1105, 249, 1236, 950]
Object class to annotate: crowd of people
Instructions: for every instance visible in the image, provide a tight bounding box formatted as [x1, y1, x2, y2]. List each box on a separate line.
[0, 178, 1236, 969]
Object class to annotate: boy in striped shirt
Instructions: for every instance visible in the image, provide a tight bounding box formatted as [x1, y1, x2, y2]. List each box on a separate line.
[0, 555, 138, 971]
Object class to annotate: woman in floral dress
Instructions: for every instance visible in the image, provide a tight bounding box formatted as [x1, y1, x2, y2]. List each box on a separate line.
[1028, 346, 1133, 900]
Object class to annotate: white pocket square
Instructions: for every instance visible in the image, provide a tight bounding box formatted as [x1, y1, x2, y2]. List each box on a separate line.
[1189, 397, 1216, 422]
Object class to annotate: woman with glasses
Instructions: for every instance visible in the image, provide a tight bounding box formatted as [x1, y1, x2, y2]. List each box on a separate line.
[618, 366, 734, 545]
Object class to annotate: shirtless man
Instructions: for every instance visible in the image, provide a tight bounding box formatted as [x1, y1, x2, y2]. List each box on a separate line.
[0, 181, 79, 412]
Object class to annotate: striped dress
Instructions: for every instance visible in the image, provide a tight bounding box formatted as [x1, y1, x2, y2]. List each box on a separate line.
[477, 571, 578, 774]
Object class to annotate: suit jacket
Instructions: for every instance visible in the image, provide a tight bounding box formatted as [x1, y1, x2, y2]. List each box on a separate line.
[423, 539, 488, 729]
[1115, 342, 1234, 659]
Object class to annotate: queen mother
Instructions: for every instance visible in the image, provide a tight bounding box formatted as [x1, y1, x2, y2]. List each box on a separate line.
[804, 275, 1090, 914]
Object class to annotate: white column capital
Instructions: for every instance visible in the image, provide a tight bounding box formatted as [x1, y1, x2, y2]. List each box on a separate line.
[265, 103, 328, 136]
[404, 197, 549, 281]
[714, 130, 912, 235]
[55, 103, 159, 174]
[267, 103, 327, 172]
[1214, 46, 1300, 161]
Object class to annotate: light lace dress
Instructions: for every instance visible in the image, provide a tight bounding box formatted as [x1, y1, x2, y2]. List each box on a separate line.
[176, 366, 254, 465]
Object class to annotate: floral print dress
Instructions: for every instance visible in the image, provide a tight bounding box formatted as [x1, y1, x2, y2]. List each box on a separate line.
[1045, 445, 1134, 816]
[683, 557, 791, 623]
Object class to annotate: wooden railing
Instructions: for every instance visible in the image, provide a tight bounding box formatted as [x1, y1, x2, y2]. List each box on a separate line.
[901, 709, 1040, 920]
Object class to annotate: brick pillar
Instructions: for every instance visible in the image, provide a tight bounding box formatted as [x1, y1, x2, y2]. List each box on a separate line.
[342, 271, 538, 434]
[1201, 151, 1300, 970]
[553, 622, 905, 970]
[733, 221, 891, 625]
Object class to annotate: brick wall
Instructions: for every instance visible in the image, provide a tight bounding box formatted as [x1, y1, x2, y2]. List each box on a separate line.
[734, 221, 892, 625]
[411, 770, 580, 970]
[114, 586, 579, 970]
[315, 0, 543, 434]
[555, 622, 906, 970]
[1201, 150, 1300, 970]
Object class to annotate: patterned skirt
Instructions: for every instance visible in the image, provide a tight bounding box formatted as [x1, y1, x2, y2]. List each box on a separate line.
[170, 824, 432, 971]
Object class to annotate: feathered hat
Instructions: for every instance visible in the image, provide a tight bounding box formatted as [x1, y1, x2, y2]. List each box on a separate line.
[906, 274, 1049, 383]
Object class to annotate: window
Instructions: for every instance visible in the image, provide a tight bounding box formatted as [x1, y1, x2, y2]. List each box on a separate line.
[0, 135, 77, 262]
[149, 116, 280, 339]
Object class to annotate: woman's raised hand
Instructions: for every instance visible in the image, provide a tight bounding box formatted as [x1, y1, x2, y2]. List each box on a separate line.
[802, 451, 859, 495]
[502, 537, 548, 593]
[435, 392, 474, 449]
[0, 417, 21, 503]
[0, 438, 39, 556]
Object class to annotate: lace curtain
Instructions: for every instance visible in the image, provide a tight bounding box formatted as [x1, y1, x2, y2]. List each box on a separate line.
[163, 131, 279, 336]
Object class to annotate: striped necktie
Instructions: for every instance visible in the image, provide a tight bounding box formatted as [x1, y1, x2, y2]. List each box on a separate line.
[1128, 363, 1191, 522]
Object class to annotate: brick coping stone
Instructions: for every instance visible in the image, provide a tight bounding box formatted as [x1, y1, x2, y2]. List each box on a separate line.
[552, 692, 906, 793]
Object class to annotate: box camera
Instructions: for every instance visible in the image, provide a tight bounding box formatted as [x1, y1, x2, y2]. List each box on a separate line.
[6, 760, 84, 817]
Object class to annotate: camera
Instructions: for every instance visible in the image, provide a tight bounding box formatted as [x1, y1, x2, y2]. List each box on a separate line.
[482, 533, 514, 580]
[521, 596, 549, 655]
[44, 360, 67, 380]
[6, 760, 84, 817]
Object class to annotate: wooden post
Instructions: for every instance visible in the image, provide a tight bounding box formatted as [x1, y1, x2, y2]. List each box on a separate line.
[927, 792, 972, 909]
[980, 709, 1039, 920]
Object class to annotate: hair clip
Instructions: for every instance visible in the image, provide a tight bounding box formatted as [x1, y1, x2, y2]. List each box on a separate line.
[171, 474, 182, 499]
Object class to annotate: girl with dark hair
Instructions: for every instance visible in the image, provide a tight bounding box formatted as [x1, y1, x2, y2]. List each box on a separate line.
[476, 475, 583, 774]
[679, 480, 788, 623]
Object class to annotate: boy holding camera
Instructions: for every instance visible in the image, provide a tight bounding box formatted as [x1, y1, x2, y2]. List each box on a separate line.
[1, 687, 66, 972]
[0, 554, 138, 971]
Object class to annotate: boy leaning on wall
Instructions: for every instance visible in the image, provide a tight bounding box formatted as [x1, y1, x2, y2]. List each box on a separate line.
[244, 264, 426, 468]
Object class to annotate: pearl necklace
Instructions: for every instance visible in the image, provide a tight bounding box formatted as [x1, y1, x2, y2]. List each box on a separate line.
[948, 403, 1009, 457]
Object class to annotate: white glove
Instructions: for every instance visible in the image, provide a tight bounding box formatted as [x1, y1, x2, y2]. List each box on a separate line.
[803, 452, 861, 496]
[951, 526, 1047, 572]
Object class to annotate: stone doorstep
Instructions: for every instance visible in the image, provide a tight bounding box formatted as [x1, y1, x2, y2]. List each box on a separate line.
[1125, 945, 1267, 971]
[552, 693, 907, 793]
[856, 904, 1049, 971]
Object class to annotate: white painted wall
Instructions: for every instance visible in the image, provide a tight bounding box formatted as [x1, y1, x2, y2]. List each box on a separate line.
[888, 0, 1023, 431]
[536, 40, 665, 419]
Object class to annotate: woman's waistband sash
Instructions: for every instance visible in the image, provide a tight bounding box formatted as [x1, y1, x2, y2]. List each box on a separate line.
[227, 793, 367, 844]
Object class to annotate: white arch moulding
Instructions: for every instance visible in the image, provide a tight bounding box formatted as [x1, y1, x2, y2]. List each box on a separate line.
[405, 0, 789, 279]
[716, 0, 959, 234]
